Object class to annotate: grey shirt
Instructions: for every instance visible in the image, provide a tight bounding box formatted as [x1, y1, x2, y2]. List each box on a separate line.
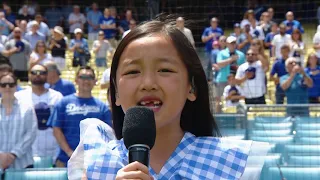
[5, 39, 32, 71]
[92, 40, 113, 58]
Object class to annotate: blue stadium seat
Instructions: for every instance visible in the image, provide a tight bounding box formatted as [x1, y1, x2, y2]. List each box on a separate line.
[249, 129, 291, 137]
[33, 156, 53, 168]
[220, 128, 246, 139]
[288, 155, 320, 166]
[296, 123, 320, 130]
[4, 168, 67, 180]
[294, 117, 320, 123]
[260, 167, 320, 180]
[295, 137, 320, 145]
[254, 122, 293, 130]
[295, 130, 320, 137]
[254, 116, 292, 123]
[285, 145, 320, 155]
[250, 136, 294, 144]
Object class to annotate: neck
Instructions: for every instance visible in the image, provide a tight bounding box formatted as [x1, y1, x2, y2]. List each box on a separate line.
[150, 120, 184, 173]
[77, 91, 92, 98]
[310, 64, 317, 69]
[1, 96, 15, 107]
[32, 85, 46, 95]
[50, 76, 60, 85]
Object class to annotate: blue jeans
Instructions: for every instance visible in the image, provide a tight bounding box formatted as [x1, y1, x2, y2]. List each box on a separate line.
[95, 57, 107, 67]
[275, 88, 286, 104]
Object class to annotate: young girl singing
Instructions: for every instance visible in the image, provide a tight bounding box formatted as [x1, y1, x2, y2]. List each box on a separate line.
[68, 17, 268, 180]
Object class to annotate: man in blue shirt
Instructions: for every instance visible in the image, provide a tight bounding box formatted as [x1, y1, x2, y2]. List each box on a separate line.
[280, 57, 313, 117]
[201, 17, 224, 54]
[44, 1, 63, 29]
[99, 8, 116, 43]
[237, 21, 253, 54]
[270, 45, 290, 104]
[24, 21, 46, 50]
[119, 9, 134, 35]
[44, 61, 76, 96]
[215, 36, 245, 112]
[50, 66, 112, 167]
[282, 11, 304, 34]
[87, 2, 102, 42]
[264, 22, 278, 57]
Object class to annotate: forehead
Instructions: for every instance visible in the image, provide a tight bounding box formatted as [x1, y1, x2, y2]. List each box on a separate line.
[0, 75, 14, 82]
[31, 65, 46, 71]
[78, 69, 94, 75]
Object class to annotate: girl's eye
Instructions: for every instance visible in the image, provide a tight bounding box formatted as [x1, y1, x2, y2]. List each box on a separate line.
[124, 70, 140, 75]
[159, 69, 173, 73]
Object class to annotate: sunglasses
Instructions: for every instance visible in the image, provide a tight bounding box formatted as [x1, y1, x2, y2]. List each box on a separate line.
[0, 82, 16, 88]
[247, 53, 257, 56]
[30, 70, 47, 75]
[289, 61, 297, 65]
[78, 74, 95, 80]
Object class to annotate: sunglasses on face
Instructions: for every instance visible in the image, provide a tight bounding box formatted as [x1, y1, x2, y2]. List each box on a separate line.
[289, 61, 297, 65]
[78, 74, 95, 80]
[0, 82, 16, 88]
[30, 70, 48, 75]
[247, 53, 257, 56]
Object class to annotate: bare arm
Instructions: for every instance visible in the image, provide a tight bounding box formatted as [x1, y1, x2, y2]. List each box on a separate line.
[53, 127, 73, 157]
[216, 55, 237, 68]
[281, 73, 295, 91]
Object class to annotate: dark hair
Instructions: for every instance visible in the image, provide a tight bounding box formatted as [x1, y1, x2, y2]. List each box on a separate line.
[280, 44, 290, 51]
[0, 63, 13, 73]
[110, 15, 220, 139]
[0, 72, 18, 85]
[306, 53, 320, 67]
[0, 55, 11, 66]
[76, 66, 96, 78]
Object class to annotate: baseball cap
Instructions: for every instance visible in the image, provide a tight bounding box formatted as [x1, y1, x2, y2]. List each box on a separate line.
[74, 28, 83, 34]
[234, 23, 240, 28]
[226, 36, 237, 43]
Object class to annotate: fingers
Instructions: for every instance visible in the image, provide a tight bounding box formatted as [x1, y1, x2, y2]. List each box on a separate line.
[116, 162, 152, 180]
[122, 161, 149, 175]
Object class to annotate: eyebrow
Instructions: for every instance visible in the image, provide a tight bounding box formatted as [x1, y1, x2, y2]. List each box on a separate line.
[122, 57, 179, 66]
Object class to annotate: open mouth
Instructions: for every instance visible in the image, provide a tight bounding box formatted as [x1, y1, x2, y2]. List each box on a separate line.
[137, 99, 163, 112]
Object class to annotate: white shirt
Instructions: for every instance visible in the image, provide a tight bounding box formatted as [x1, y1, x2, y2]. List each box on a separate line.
[250, 26, 265, 40]
[30, 52, 53, 65]
[100, 68, 111, 105]
[223, 85, 244, 107]
[92, 40, 113, 58]
[313, 31, 320, 58]
[271, 34, 292, 59]
[68, 13, 86, 33]
[180, 27, 195, 47]
[236, 61, 266, 98]
[15, 88, 63, 160]
[290, 41, 305, 66]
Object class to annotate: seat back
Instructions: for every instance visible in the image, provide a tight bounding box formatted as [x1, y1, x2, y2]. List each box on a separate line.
[260, 167, 320, 180]
[33, 156, 53, 168]
[4, 168, 68, 180]
[288, 155, 320, 166]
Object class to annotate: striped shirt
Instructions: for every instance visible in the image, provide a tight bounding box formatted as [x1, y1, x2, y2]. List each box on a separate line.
[0, 99, 37, 169]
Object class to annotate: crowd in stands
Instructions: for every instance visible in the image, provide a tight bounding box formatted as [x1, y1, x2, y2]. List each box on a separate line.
[202, 8, 320, 114]
[0, 0, 319, 174]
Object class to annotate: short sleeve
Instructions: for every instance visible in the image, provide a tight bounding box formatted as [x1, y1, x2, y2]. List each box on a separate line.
[270, 62, 277, 76]
[271, 36, 276, 46]
[50, 100, 65, 128]
[223, 86, 229, 98]
[201, 28, 208, 38]
[235, 65, 245, 79]
[279, 75, 288, 85]
[216, 51, 224, 63]
[101, 105, 112, 126]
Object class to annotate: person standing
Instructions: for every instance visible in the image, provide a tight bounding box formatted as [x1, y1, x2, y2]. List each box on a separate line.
[176, 17, 195, 48]
[24, 21, 46, 50]
[99, 8, 116, 49]
[271, 23, 292, 59]
[44, 61, 76, 96]
[92, 31, 113, 67]
[87, 3, 102, 42]
[305, 53, 320, 103]
[0, 73, 37, 169]
[69, 28, 89, 67]
[49, 66, 112, 167]
[68, 5, 86, 39]
[5, 27, 32, 82]
[15, 64, 63, 161]
[201, 17, 224, 55]
[49, 26, 67, 70]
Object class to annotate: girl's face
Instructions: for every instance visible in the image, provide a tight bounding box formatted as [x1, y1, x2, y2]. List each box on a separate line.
[309, 55, 318, 66]
[292, 32, 300, 41]
[37, 43, 45, 53]
[115, 35, 196, 131]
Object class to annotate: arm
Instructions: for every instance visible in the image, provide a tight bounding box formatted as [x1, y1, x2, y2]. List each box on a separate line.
[92, 41, 100, 53]
[3, 18, 14, 30]
[216, 55, 237, 68]
[301, 70, 313, 88]
[10, 106, 37, 158]
[258, 54, 269, 72]
[69, 40, 76, 52]
[281, 73, 295, 91]
[53, 128, 74, 157]
[271, 45, 276, 57]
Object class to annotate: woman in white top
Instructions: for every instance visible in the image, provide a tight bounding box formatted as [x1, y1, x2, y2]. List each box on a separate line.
[29, 40, 53, 67]
[0, 73, 37, 170]
[290, 29, 305, 66]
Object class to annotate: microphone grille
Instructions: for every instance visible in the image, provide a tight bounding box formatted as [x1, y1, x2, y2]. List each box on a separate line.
[122, 106, 156, 150]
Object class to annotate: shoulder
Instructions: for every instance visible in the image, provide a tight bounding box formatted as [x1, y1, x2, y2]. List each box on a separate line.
[48, 89, 63, 98]
[280, 74, 289, 81]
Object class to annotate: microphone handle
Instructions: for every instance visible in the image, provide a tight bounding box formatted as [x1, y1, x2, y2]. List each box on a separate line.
[129, 144, 150, 167]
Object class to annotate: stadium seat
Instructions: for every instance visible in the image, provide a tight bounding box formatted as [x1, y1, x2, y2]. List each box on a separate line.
[250, 136, 294, 144]
[285, 145, 320, 154]
[249, 129, 291, 137]
[4, 168, 67, 180]
[296, 123, 320, 130]
[33, 156, 53, 168]
[254, 116, 292, 123]
[220, 128, 246, 140]
[253, 122, 293, 130]
[295, 137, 320, 145]
[260, 167, 320, 180]
[288, 155, 320, 166]
[295, 130, 320, 137]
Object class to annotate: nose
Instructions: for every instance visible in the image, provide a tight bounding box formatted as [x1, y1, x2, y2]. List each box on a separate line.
[140, 73, 158, 91]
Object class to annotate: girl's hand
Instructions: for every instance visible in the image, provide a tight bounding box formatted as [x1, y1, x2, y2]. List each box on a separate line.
[116, 161, 153, 180]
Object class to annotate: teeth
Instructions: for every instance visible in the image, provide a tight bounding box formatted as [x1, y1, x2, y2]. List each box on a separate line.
[140, 101, 147, 105]
[139, 100, 162, 106]
[153, 101, 161, 105]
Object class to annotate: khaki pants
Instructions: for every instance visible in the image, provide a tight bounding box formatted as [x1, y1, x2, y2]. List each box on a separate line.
[55, 159, 66, 167]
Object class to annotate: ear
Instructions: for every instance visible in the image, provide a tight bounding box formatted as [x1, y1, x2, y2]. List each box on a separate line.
[187, 85, 196, 102]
